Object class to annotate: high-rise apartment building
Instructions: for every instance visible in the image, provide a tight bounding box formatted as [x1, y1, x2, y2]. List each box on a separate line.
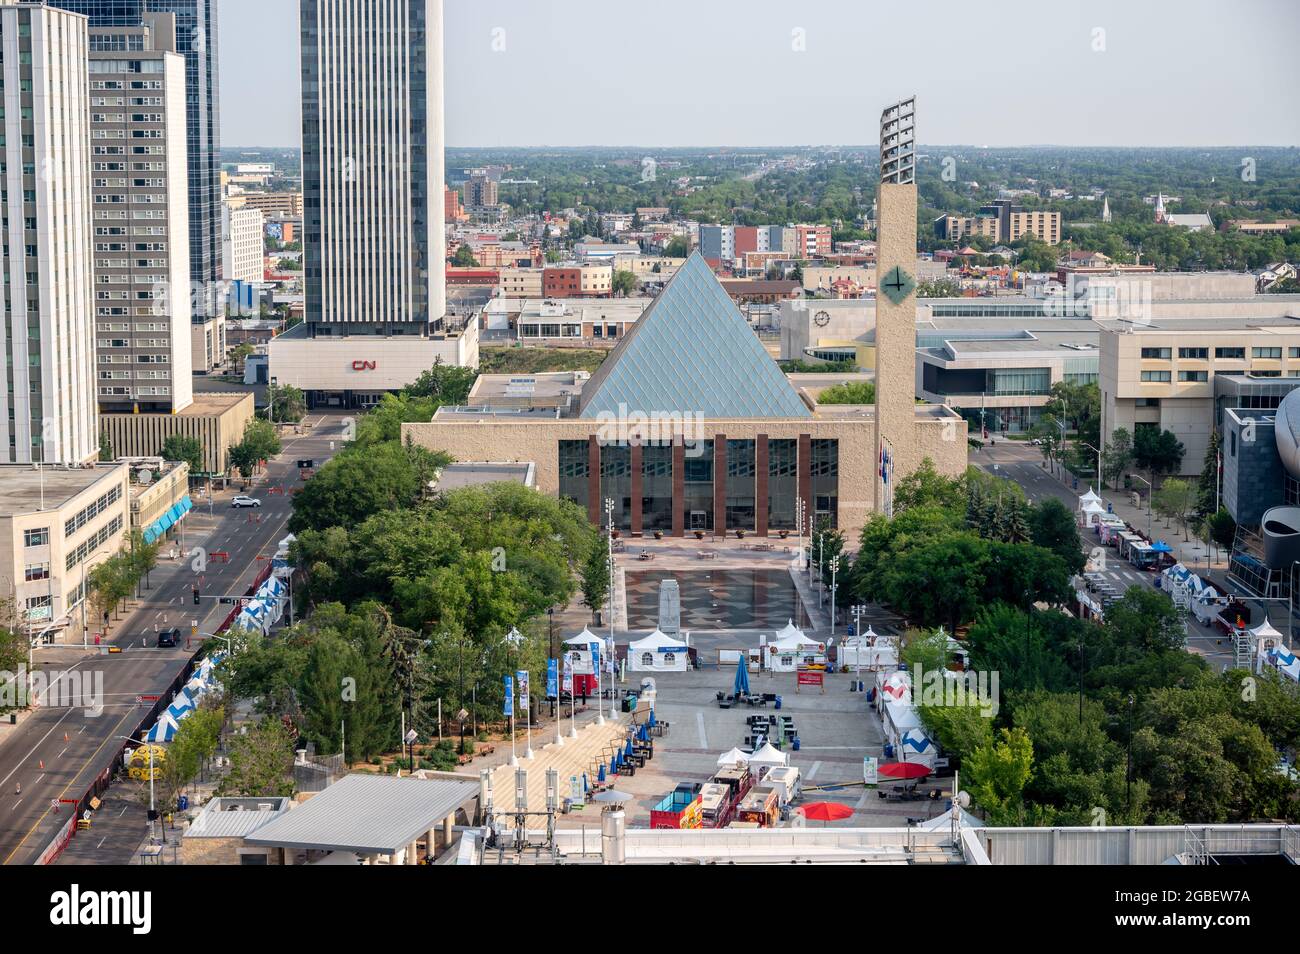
[300, 0, 445, 335]
[0, 2, 98, 463]
[88, 15, 193, 414]
[49, 1, 222, 294]
[464, 170, 496, 208]
[222, 203, 264, 285]
[934, 199, 1061, 245]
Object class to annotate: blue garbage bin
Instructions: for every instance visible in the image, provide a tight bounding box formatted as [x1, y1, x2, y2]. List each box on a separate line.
[884, 742, 895, 758]
[792, 737, 801, 751]
[774, 695, 782, 710]
[177, 794, 189, 811]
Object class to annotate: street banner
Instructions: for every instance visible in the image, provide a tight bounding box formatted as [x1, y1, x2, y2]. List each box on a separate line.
[516, 669, 529, 701]
[863, 756, 878, 786]
[546, 659, 558, 698]
[561, 659, 573, 693]
[503, 674, 514, 715]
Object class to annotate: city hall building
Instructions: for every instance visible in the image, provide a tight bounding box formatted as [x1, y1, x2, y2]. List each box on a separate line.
[404, 258, 966, 538]
[404, 101, 965, 538]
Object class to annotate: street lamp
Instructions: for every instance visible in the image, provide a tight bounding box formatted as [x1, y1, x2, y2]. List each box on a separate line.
[601, 498, 615, 726]
[829, 556, 840, 632]
[1130, 474, 1153, 539]
[1055, 418, 1067, 479]
[116, 734, 157, 843]
[1080, 441, 1102, 491]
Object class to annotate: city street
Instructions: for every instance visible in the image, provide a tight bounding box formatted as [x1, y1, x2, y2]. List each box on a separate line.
[0, 412, 349, 865]
[973, 440, 1236, 669]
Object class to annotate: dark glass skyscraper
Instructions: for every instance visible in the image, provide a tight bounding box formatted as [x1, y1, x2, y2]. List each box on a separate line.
[49, 0, 223, 293]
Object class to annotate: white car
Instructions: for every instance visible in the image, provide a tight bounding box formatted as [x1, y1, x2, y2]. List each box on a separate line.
[231, 495, 262, 509]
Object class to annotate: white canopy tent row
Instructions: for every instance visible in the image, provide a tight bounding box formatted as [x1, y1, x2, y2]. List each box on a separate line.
[233, 576, 289, 635]
[748, 741, 789, 781]
[1248, 619, 1298, 682]
[626, 629, 689, 673]
[717, 747, 750, 767]
[882, 697, 937, 768]
[144, 651, 225, 743]
[839, 625, 899, 670]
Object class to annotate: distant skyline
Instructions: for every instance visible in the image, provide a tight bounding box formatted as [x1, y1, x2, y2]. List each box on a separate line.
[219, 0, 1300, 149]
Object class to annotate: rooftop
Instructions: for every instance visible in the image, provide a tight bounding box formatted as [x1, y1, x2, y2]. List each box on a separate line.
[0, 463, 126, 517]
[184, 797, 290, 839]
[244, 774, 479, 856]
[432, 462, 535, 491]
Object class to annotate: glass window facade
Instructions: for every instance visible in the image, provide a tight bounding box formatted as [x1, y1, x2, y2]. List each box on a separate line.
[811, 439, 839, 528]
[725, 439, 756, 531]
[641, 443, 673, 532]
[599, 444, 632, 530]
[768, 439, 798, 530]
[683, 440, 714, 532]
[558, 440, 588, 513]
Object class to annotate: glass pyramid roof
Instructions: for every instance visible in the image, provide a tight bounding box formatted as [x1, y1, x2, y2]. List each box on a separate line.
[578, 253, 812, 420]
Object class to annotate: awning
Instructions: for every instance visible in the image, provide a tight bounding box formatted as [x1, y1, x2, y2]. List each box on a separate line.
[141, 495, 193, 545]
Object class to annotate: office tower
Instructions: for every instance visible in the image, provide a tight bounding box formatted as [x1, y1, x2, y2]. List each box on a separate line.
[89, 14, 194, 414]
[48, 1, 222, 296]
[0, 2, 97, 463]
[301, 0, 446, 335]
[464, 170, 496, 208]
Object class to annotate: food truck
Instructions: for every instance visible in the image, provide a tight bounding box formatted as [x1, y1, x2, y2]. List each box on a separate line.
[698, 783, 735, 829]
[649, 790, 703, 829]
[734, 786, 780, 827]
[763, 765, 801, 808]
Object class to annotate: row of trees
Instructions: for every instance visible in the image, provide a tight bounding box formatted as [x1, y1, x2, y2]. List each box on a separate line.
[88, 530, 160, 636]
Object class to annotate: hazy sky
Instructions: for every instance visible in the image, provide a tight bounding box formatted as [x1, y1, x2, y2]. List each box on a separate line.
[219, 0, 1300, 148]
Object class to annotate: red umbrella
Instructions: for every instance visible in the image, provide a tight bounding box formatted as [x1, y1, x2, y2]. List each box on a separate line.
[878, 761, 931, 780]
[798, 801, 855, 823]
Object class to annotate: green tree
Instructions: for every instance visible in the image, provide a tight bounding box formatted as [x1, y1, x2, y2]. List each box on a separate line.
[228, 417, 282, 478]
[663, 235, 689, 258]
[611, 270, 639, 297]
[580, 540, 611, 621]
[289, 441, 447, 533]
[1101, 427, 1134, 490]
[816, 381, 876, 404]
[405, 359, 478, 405]
[1028, 497, 1086, 574]
[1196, 428, 1221, 517]
[267, 384, 306, 424]
[217, 717, 297, 797]
[1151, 477, 1199, 540]
[966, 727, 1036, 826]
[893, 457, 965, 513]
[160, 434, 203, 473]
[98, 432, 114, 463]
[451, 244, 479, 267]
[1133, 427, 1185, 482]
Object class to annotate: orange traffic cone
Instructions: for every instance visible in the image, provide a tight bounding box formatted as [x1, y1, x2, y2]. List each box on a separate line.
[38, 760, 43, 770]
[63, 732, 69, 743]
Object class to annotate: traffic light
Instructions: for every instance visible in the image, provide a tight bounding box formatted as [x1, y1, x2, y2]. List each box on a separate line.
[192, 587, 201, 605]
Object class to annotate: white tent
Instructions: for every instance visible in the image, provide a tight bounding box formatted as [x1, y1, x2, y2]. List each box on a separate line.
[900, 727, 938, 768]
[627, 629, 689, 672]
[716, 747, 751, 767]
[563, 628, 600, 674]
[1250, 618, 1284, 641]
[748, 742, 788, 773]
[767, 630, 826, 672]
[774, 619, 805, 641]
[841, 627, 897, 670]
[1081, 499, 1106, 527]
[1079, 487, 1102, 507]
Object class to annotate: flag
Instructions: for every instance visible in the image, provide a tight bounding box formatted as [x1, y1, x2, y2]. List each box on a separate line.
[516, 670, 529, 701]
[502, 674, 514, 716]
[561, 659, 573, 693]
[546, 659, 558, 698]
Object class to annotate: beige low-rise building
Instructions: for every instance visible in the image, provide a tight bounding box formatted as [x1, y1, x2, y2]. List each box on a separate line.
[1100, 317, 1300, 476]
[99, 392, 255, 478]
[0, 463, 130, 644]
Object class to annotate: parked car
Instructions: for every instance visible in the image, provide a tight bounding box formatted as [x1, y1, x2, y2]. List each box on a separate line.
[157, 627, 181, 648]
[231, 495, 261, 508]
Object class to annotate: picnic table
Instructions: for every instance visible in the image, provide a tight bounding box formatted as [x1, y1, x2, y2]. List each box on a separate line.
[697, 550, 717, 560]
[637, 550, 655, 561]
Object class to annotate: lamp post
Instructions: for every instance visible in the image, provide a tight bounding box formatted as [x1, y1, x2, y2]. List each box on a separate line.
[601, 498, 615, 726]
[1080, 441, 1102, 491]
[117, 734, 157, 842]
[1131, 473, 1153, 539]
[547, 607, 556, 718]
[829, 556, 840, 633]
[1055, 418, 1067, 479]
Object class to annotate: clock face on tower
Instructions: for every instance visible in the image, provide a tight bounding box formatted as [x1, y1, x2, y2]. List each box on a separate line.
[881, 265, 916, 305]
[814, 310, 830, 327]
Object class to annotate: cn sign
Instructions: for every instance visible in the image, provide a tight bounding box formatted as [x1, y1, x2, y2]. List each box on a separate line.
[351, 360, 376, 371]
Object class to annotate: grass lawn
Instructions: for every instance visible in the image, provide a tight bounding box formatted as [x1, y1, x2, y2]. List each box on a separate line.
[480, 346, 610, 374]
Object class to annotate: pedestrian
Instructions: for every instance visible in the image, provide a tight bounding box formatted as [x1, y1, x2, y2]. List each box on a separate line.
[14, 782, 20, 796]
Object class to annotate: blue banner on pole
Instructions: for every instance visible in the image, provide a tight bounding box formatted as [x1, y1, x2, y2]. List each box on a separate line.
[503, 674, 514, 716]
[546, 659, 558, 698]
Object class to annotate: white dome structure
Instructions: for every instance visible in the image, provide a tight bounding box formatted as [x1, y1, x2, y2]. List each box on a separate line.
[1275, 389, 1300, 479]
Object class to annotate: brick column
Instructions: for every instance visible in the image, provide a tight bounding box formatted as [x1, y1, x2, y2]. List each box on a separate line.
[713, 434, 727, 538]
[755, 434, 769, 537]
[629, 443, 643, 536]
[587, 435, 601, 525]
[798, 433, 813, 532]
[672, 436, 685, 537]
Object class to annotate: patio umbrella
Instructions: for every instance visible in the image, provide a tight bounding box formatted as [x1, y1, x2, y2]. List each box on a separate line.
[624, 739, 634, 758]
[878, 761, 931, 780]
[648, 709, 656, 727]
[733, 657, 750, 697]
[798, 801, 855, 826]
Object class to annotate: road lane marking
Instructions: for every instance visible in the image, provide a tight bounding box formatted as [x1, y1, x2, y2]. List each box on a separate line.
[806, 761, 822, 780]
[695, 712, 707, 749]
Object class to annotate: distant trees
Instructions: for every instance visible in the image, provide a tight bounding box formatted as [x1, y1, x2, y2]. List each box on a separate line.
[267, 384, 306, 424]
[1101, 427, 1134, 490]
[228, 418, 282, 480]
[451, 245, 479, 267]
[1151, 477, 1199, 540]
[1133, 427, 1185, 482]
[611, 270, 639, 297]
[216, 718, 297, 797]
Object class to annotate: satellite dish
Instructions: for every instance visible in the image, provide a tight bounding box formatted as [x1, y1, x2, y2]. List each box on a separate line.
[956, 791, 971, 808]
